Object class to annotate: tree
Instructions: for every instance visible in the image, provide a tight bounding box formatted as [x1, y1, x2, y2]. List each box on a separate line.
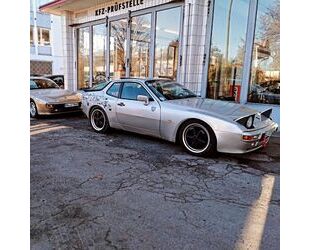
[259, 0, 280, 69]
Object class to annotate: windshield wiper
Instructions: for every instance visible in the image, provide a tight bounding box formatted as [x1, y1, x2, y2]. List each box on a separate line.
[183, 95, 197, 98]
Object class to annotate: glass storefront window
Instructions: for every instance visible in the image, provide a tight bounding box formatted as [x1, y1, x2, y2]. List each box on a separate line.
[154, 7, 181, 80]
[93, 24, 107, 85]
[110, 19, 127, 79]
[248, 0, 280, 104]
[207, 0, 250, 102]
[130, 14, 152, 78]
[37, 28, 50, 46]
[78, 27, 90, 89]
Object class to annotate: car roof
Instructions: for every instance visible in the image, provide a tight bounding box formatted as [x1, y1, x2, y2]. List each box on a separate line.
[44, 74, 64, 77]
[117, 77, 173, 83]
[120, 77, 172, 80]
[30, 76, 55, 80]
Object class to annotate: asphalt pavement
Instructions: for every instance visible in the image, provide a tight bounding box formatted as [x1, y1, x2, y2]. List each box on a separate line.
[30, 113, 280, 249]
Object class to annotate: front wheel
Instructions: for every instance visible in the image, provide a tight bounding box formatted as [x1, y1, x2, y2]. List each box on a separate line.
[89, 107, 110, 133]
[179, 120, 216, 157]
[30, 100, 38, 118]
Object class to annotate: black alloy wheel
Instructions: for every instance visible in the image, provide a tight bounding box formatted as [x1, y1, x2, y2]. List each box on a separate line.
[179, 120, 216, 157]
[90, 107, 110, 133]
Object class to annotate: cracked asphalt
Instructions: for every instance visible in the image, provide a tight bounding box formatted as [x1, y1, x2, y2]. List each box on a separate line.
[30, 113, 280, 250]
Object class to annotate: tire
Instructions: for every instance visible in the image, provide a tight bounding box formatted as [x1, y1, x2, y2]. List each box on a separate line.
[89, 107, 110, 133]
[178, 120, 216, 157]
[30, 100, 38, 118]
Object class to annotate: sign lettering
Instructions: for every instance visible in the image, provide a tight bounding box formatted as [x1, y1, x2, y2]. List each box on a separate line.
[95, 0, 144, 16]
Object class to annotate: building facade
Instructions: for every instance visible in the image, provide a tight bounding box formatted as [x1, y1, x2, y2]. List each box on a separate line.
[30, 0, 64, 75]
[40, 0, 280, 125]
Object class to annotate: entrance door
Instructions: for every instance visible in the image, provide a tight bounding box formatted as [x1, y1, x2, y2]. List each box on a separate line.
[76, 4, 184, 88]
[130, 13, 152, 78]
[92, 23, 107, 86]
[109, 18, 127, 79]
[154, 7, 182, 80]
[77, 27, 90, 89]
[115, 81, 161, 137]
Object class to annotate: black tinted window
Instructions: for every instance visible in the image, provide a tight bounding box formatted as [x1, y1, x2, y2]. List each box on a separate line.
[106, 82, 121, 97]
[121, 82, 150, 100]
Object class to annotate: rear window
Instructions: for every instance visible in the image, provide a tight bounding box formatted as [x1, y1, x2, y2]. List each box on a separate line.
[106, 82, 121, 97]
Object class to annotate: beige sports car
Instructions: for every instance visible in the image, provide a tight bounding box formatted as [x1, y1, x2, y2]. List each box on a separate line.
[30, 77, 82, 118]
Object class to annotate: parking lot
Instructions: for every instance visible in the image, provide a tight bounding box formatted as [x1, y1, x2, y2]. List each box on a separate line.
[30, 113, 280, 249]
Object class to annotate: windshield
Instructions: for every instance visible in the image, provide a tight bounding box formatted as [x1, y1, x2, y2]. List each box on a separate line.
[82, 81, 109, 92]
[90, 81, 109, 90]
[30, 79, 59, 90]
[146, 80, 196, 100]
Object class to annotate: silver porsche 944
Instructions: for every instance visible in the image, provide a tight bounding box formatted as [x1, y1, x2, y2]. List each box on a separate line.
[30, 77, 82, 118]
[81, 78, 278, 156]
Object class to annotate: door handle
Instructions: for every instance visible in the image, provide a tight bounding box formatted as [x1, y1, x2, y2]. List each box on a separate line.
[117, 102, 125, 107]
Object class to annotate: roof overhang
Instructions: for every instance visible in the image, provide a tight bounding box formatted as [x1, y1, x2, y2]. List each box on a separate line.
[39, 0, 110, 15]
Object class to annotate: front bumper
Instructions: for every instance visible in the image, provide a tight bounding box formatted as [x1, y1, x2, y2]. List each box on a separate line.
[37, 102, 82, 115]
[216, 121, 278, 154]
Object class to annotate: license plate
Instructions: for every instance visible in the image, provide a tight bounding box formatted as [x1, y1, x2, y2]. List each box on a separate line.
[65, 103, 79, 107]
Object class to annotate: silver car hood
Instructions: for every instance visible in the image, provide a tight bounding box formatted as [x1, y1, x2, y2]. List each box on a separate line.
[166, 97, 258, 120]
[31, 89, 81, 103]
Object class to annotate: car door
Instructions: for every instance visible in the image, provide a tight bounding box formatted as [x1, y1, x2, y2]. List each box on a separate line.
[116, 81, 161, 137]
[102, 82, 122, 129]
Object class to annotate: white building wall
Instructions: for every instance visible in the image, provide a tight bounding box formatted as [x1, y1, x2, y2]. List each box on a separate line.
[180, 0, 209, 96]
[30, 0, 64, 75]
[60, 11, 76, 91]
[50, 15, 65, 75]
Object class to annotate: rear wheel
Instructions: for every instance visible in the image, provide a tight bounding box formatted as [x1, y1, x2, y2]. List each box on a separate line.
[179, 120, 216, 157]
[30, 100, 38, 118]
[89, 107, 110, 133]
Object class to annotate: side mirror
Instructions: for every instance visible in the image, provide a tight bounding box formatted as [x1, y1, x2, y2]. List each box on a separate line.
[137, 95, 149, 105]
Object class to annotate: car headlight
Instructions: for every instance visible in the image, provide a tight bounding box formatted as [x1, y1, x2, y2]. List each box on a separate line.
[46, 104, 54, 109]
[246, 116, 254, 129]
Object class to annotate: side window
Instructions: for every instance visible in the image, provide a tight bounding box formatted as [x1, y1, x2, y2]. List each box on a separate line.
[121, 82, 151, 100]
[106, 82, 121, 97]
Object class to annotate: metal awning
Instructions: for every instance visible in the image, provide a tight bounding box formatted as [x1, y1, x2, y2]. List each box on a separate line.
[39, 0, 110, 15]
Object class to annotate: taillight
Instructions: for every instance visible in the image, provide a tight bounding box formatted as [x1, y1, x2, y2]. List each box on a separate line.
[242, 134, 259, 141]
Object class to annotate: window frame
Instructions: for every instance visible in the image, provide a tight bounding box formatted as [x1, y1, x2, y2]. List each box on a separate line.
[92, 23, 107, 85]
[77, 26, 91, 90]
[37, 27, 51, 46]
[153, 6, 183, 81]
[129, 12, 152, 78]
[200, 0, 279, 105]
[246, 0, 280, 105]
